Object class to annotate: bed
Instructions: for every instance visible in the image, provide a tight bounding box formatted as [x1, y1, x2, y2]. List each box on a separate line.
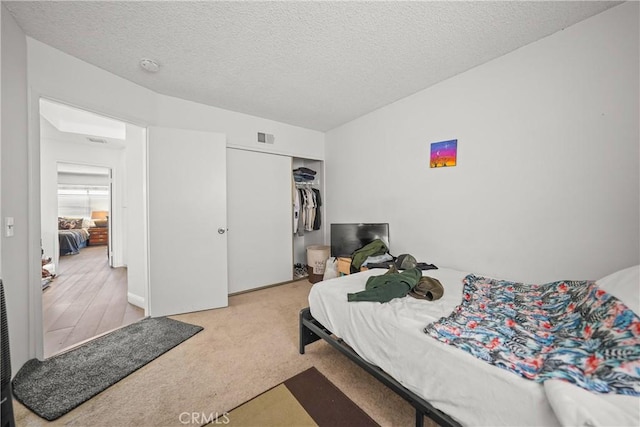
[58, 217, 90, 255]
[300, 265, 640, 427]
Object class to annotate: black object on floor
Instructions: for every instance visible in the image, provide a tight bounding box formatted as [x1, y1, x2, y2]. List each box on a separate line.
[12, 317, 203, 421]
[1, 280, 16, 427]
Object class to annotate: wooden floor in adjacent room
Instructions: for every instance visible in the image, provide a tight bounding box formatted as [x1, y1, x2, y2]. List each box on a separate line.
[42, 245, 145, 358]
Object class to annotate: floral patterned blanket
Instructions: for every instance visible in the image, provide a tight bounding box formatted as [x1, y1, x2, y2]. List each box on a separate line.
[424, 274, 640, 396]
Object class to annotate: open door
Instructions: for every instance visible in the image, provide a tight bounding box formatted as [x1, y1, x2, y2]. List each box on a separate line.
[147, 127, 228, 316]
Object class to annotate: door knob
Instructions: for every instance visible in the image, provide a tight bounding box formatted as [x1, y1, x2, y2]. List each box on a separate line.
[218, 228, 226, 234]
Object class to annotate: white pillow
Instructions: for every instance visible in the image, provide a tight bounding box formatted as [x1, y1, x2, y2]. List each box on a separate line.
[596, 265, 639, 314]
[544, 379, 639, 427]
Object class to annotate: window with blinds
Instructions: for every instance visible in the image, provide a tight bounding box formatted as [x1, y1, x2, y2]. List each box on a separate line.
[58, 185, 109, 218]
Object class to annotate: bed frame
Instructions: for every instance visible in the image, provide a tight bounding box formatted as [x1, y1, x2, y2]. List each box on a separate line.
[299, 307, 461, 427]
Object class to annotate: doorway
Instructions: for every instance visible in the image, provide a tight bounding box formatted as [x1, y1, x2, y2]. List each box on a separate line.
[39, 98, 147, 357]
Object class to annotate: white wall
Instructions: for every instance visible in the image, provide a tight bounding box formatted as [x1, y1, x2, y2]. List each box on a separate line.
[27, 38, 325, 161]
[326, 2, 639, 283]
[156, 95, 324, 159]
[1, 5, 31, 372]
[123, 124, 147, 309]
[27, 39, 157, 127]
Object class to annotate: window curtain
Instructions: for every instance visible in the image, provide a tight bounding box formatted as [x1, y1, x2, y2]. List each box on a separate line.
[57, 185, 109, 218]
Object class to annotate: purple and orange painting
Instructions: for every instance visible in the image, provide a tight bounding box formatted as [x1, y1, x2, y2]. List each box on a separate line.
[430, 139, 457, 168]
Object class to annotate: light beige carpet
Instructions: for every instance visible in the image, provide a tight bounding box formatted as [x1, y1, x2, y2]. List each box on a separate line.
[13, 279, 437, 427]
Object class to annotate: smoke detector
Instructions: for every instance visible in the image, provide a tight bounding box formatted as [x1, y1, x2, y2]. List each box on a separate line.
[139, 58, 160, 73]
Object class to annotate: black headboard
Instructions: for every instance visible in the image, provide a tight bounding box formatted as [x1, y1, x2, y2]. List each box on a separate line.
[330, 223, 390, 257]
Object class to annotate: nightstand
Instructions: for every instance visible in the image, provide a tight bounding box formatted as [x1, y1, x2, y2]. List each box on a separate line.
[88, 227, 108, 246]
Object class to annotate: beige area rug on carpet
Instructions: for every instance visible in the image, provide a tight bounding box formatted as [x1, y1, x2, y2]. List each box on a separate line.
[219, 367, 379, 427]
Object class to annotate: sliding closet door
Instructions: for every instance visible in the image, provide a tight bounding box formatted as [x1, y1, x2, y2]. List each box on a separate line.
[227, 149, 293, 293]
[148, 127, 228, 316]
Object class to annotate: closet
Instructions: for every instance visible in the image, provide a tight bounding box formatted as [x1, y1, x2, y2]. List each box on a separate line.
[227, 148, 324, 294]
[292, 157, 324, 277]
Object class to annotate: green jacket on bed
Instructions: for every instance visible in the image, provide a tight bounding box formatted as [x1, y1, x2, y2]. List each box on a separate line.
[347, 266, 422, 303]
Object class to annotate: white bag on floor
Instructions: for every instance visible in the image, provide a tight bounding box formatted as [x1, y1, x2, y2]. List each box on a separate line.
[323, 257, 339, 280]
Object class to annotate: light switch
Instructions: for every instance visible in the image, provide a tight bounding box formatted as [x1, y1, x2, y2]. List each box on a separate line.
[5, 217, 14, 237]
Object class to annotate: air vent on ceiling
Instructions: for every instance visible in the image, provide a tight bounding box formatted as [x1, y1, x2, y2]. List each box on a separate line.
[257, 132, 275, 144]
[87, 137, 107, 144]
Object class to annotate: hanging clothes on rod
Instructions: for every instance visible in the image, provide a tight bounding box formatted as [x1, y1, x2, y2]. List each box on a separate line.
[294, 180, 322, 235]
[304, 185, 315, 231]
[312, 188, 322, 231]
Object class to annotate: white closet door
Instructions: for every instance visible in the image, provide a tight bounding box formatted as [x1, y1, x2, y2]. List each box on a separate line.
[227, 149, 293, 293]
[148, 127, 228, 316]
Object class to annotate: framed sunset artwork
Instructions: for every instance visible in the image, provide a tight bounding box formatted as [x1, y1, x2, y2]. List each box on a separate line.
[430, 139, 457, 168]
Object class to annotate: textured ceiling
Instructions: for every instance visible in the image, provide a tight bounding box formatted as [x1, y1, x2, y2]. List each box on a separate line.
[4, 1, 621, 131]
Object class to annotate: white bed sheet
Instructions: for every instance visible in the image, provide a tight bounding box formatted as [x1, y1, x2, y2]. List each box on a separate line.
[308, 267, 561, 427]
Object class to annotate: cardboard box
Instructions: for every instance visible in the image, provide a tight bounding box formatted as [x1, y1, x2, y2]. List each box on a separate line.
[337, 257, 368, 275]
[337, 257, 351, 275]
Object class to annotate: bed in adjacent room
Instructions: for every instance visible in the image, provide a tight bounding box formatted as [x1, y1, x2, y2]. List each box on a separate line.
[58, 217, 90, 255]
[300, 265, 640, 427]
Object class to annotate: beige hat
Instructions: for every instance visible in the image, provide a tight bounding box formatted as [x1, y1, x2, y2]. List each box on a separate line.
[409, 276, 444, 301]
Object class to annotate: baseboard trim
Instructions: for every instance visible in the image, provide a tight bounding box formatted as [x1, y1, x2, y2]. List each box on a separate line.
[127, 292, 146, 309]
[228, 277, 309, 296]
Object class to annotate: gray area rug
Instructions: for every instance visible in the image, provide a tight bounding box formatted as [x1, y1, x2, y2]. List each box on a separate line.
[12, 316, 203, 421]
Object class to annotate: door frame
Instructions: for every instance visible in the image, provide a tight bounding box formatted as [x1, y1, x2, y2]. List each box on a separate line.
[27, 92, 150, 360]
